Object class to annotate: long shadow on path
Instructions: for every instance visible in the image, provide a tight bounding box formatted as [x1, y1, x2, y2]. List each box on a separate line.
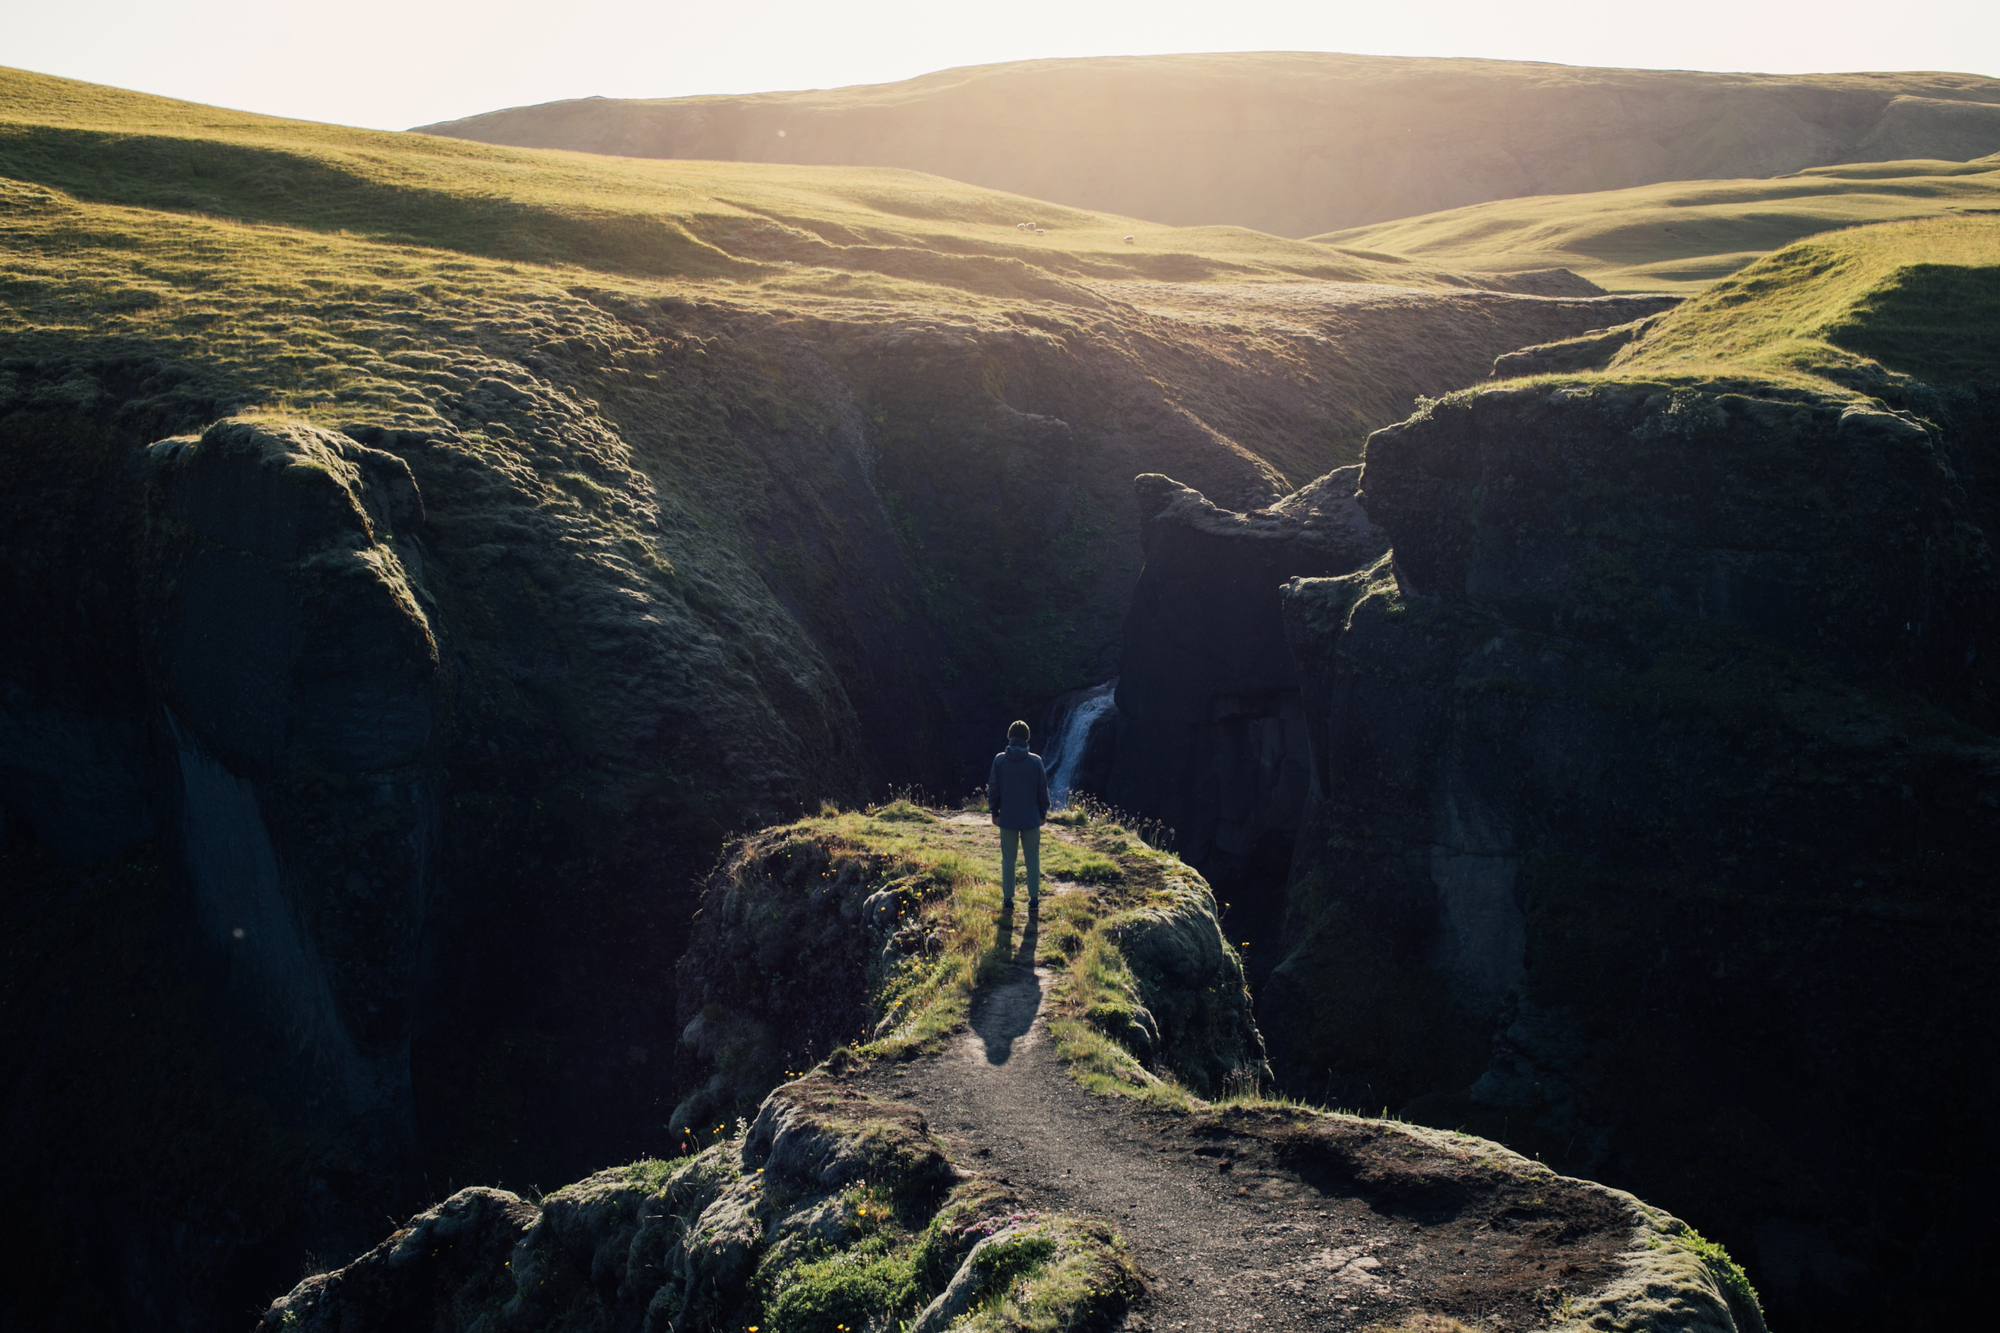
[969, 911, 1041, 1065]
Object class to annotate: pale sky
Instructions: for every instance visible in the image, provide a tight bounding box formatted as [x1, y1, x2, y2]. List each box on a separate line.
[8, 0, 1998, 132]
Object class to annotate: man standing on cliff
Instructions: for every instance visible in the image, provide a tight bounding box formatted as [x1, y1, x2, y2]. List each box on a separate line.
[988, 720, 1050, 918]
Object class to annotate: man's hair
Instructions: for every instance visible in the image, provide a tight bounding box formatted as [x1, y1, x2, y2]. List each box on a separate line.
[1008, 720, 1030, 744]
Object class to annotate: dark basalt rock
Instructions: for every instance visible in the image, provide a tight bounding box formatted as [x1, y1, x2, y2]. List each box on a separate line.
[1104, 468, 1387, 978]
[254, 1187, 538, 1331]
[1266, 382, 2000, 1333]
[143, 420, 445, 1206]
[0, 280, 1752, 1327]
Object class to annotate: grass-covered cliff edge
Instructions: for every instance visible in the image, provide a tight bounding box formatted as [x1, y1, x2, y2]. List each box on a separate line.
[1234, 216, 1999, 1332]
[262, 799, 1764, 1333]
[0, 67, 1672, 1328]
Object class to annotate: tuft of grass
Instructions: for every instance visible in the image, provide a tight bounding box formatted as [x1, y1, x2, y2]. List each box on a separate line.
[1672, 1222, 1763, 1323]
[621, 1154, 698, 1191]
[1066, 854, 1122, 884]
[1049, 932, 1160, 1092]
[952, 1217, 1140, 1333]
[1364, 1317, 1488, 1333]
[869, 799, 934, 824]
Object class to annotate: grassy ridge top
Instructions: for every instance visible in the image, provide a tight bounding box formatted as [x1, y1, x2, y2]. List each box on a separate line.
[416, 51, 2000, 240]
[1319, 157, 2000, 293]
[0, 64, 1502, 302]
[1606, 215, 2000, 389]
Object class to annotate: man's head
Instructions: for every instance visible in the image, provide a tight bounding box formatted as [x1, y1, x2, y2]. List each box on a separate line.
[1008, 720, 1030, 746]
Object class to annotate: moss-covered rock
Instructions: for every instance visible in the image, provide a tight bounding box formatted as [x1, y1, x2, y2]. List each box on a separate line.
[672, 803, 1268, 1121]
[255, 1186, 538, 1331]
[1101, 862, 1270, 1094]
[1268, 379, 2000, 1331]
[671, 828, 960, 1133]
[262, 1077, 1138, 1333]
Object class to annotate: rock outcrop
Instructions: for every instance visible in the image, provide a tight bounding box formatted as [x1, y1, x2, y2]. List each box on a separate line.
[262, 1075, 1140, 1333]
[671, 805, 1270, 1122]
[1103, 469, 1386, 979]
[147, 420, 444, 1202]
[670, 827, 945, 1135]
[261, 803, 1758, 1333]
[1266, 382, 1998, 1331]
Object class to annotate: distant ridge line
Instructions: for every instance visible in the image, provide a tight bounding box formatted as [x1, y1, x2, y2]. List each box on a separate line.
[416, 52, 2000, 237]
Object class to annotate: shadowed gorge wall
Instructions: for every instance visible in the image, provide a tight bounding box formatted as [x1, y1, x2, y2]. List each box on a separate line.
[0, 226, 1657, 1324]
[1081, 217, 2000, 1333]
[1103, 469, 1387, 982]
[1266, 383, 1998, 1333]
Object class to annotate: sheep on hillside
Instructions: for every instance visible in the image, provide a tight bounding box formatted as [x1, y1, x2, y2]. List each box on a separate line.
[1124, 235, 1136, 244]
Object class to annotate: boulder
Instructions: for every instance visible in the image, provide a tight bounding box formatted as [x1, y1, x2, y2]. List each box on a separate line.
[258, 1188, 538, 1331]
[1104, 865, 1270, 1093]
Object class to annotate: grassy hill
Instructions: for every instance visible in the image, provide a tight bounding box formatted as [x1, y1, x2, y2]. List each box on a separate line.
[0, 63, 1521, 298]
[1318, 156, 2000, 291]
[1608, 213, 2000, 386]
[417, 52, 2000, 239]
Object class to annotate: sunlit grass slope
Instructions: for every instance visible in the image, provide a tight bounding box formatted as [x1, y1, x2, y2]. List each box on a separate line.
[0, 64, 1487, 299]
[1319, 157, 2000, 293]
[1605, 214, 2000, 389]
[422, 51, 2000, 241]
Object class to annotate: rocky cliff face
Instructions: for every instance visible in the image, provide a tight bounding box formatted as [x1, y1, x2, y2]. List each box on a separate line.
[1103, 470, 1386, 979]
[149, 419, 445, 1225]
[1266, 383, 1998, 1331]
[1088, 296, 1671, 956]
[0, 251, 1653, 1325]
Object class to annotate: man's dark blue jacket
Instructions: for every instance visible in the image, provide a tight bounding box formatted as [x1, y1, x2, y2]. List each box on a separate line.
[988, 745, 1050, 830]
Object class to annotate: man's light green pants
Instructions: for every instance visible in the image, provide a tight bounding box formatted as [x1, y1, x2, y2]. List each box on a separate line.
[1000, 827, 1040, 910]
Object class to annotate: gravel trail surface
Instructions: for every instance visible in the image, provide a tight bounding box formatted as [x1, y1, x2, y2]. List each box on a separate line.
[853, 918, 1625, 1332]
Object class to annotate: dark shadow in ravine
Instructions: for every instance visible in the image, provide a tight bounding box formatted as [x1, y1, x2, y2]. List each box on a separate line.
[971, 915, 1041, 1066]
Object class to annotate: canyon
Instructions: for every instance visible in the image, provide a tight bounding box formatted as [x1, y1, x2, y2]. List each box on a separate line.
[1, 63, 1994, 1333]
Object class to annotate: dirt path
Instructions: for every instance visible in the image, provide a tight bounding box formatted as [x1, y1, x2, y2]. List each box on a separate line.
[853, 918, 1627, 1332]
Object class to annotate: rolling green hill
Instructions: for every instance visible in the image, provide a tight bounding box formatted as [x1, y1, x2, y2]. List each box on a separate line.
[1317, 156, 2000, 291]
[418, 52, 2000, 239]
[1609, 213, 2000, 385]
[0, 63, 1531, 298]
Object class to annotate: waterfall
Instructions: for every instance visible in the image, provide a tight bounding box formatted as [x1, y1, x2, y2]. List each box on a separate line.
[1042, 679, 1117, 808]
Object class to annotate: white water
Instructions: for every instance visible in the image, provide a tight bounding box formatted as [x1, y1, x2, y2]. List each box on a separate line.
[1042, 680, 1117, 808]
